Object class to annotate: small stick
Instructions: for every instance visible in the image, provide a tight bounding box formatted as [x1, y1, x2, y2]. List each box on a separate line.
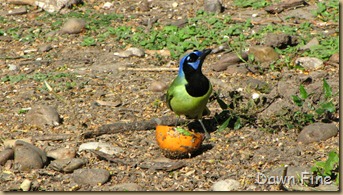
[32, 134, 71, 141]
[44, 80, 67, 104]
[118, 67, 178, 72]
[82, 116, 186, 138]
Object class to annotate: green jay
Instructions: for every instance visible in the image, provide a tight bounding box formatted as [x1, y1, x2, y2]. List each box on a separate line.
[166, 49, 212, 139]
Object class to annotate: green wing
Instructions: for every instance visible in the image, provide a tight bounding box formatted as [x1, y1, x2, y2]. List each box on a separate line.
[166, 76, 185, 111]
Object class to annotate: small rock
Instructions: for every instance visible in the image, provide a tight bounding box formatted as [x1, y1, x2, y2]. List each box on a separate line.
[60, 18, 86, 34]
[38, 44, 53, 52]
[114, 50, 132, 58]
[7, 7, 27, 15]
[243, 78, 271, 93]
[212, 179, 240, 191]
[110, 183, 142, 191]
[8, 64, 18, 71]
[127, 47, 145, 57]
[149, 81, 168, 92]
[248, 46, 279, 63]
[46, 147, 76, 160]
[26, 104, 62, 128]
[268, 166, 312, 183]
[263, 33, 298, 48]
[169, 18, 188, 28]
[20, 179, 31, 191]
[102, 2, 113, 9]
[212, 45, 228, 54]
[0, 36, 13, 42]
[172, 2, 178, 8]
[295, 57, 324, 70]
[73, 168, 110, 185]
[78, 142, 123, 155]
[14, 140, 47, 171]
[139, 0, 150, 12]
[329, 53, 339, 64]
[49, 158, 87, 173]
[299, 37, 319, 51]
[213, 52, 248, 72]
[315, 184, 339, 191]
[204, 0, 223, 13]
[225, 64, 249, 74]
[298, 123, 338, 144]
[114, 47, 145, 58]
[0, 148, 14, 165]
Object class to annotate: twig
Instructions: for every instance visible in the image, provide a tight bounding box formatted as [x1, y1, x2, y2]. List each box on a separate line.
[89, 150, 129, 165]
[82, 116, 186, 138]
[44, 80, 67, 104]
[32, 134, 71, 141]
[118, 67, 178, 72]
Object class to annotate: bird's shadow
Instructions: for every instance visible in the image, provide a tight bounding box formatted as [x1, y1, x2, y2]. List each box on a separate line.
[186, 110, 237, 134]
[190, 143, 214, 158]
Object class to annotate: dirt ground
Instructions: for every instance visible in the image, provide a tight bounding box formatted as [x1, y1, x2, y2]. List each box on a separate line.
[0, 0, 339, 191]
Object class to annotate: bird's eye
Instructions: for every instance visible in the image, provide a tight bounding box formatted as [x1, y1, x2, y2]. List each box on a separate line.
[187, 53, 198, 62]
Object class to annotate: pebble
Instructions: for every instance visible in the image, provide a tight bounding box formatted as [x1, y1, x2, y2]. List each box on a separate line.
[204, 0, 223, 13]
[114, 47, 145, 58]
[298, 123, 338, 144]
[248, 46, 279, 63]
[212, 179, 240, 191]
[14, 140, 47, 171]
[0, 148, 14, 165]
[329, 53, 339, 64]
[295, 57, 323, 70]
[299, 37, 319, 51]
[110, 183, 142, 191]
[149, 81, 168, 92]
[213, 52, 248, 72]
[8, 64, 18, 71]
[26, 104, 62, 128]
[268, 165, 311, 182]
[60, 18, 86, 34]
[243, 78, 270, 93]
[0, 36, 12, 42]
[49, 158, 87, 173]
[6, 7, 27, 15]
[263, 33, 298, 48]
[102, 2, 113, 9]
[38, 44, 53, 52]
[46, 147, 76, 160]
[225, 64, 249, 74]
[72, 168, 110, 185]
[78, 142, 123, 155]
[20, 179, 31, 191]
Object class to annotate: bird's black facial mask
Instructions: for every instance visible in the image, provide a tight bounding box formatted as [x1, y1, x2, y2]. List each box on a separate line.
[182, 49, 211, 74]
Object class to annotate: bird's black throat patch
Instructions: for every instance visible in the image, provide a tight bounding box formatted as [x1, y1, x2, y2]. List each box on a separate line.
[184, 71, 210, 97]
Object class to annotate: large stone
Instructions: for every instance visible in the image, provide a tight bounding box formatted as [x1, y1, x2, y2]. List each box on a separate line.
[248, 46, 279, 63]
[73, 168, 110, 185]
[298, 123, 338, 144]
[14, 140, 47, 171]
[26, 104, 62, 128]
[212, 179, 240, 191]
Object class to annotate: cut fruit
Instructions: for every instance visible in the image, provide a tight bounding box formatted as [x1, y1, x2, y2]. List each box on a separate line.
[155, 125, 204, 158]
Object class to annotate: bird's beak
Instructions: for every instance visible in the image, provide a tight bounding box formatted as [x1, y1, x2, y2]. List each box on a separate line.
[198, 49, 212, 68]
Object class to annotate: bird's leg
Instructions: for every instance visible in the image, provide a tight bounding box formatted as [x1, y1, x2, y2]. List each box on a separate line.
[175, 115, 180, 127]
[198, 119, 210, 139]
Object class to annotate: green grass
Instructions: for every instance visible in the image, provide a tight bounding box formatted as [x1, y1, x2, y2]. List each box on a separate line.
[311, 151, 339, 186]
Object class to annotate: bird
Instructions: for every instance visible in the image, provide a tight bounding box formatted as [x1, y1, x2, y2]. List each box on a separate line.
[166, 49, 212, 139]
